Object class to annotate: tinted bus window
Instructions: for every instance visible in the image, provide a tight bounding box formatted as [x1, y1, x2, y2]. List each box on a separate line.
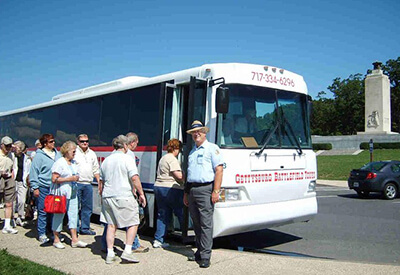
[100, 91, 131, 145]
[40, 98, 101, 145]
[13, 111, 42, 147]
[129, 84, 161, 146]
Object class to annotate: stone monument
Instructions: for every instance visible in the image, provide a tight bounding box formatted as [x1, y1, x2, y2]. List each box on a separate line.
[314, 61, 399, 150]
[361, 61, 393, 134]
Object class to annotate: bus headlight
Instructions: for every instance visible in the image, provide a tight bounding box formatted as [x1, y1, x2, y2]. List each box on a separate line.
[308, 180, 316, 192]
[219, 188, 241, 202]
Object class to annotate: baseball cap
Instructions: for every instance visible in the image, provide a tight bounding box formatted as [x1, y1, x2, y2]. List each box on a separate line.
[1, 136, 13, 145]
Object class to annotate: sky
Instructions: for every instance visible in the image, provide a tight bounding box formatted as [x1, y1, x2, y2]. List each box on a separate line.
[0, 0, 399, 113]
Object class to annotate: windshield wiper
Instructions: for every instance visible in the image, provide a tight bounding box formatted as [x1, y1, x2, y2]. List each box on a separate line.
[256, 107, 303, 156]
[256, 120, 280, 156]
[281, 109, 303, 155]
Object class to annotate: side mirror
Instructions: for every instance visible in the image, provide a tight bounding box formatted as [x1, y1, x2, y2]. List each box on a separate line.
[216, 86, 229, 113]
[307, 95, 313, 118]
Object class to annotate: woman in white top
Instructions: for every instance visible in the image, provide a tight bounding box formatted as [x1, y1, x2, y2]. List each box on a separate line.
[153, 139, 184, 248]
[51, 141, 87, 249]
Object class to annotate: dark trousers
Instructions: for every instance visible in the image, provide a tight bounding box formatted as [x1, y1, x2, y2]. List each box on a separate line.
[188, 183, 214, 260]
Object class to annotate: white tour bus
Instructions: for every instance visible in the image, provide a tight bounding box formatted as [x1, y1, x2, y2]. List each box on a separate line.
[0, 63, 317, 238]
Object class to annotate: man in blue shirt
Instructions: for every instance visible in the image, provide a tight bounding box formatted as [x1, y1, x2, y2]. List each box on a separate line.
[183, 120, 224, 268]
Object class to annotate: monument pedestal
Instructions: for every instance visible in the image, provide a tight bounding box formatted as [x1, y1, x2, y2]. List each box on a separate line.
[357, 131, 398, 135]
[364, 62, 392, 134]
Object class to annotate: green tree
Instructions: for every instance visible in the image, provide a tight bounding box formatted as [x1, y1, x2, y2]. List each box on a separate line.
[311, 91, 337, 135]
[327, 73, 365, 135]
[311, 74, 365, 135]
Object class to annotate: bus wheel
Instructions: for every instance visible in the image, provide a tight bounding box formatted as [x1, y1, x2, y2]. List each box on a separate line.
[138, 205, 150, 234]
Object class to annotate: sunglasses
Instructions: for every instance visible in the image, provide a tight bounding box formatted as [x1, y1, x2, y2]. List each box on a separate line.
[48, 140, 55, 143]
[79, 140, 89, 143]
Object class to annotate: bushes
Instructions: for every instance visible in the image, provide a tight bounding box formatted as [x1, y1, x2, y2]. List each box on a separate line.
[360, 142, 400, 149]
[312, 143, 332, 150]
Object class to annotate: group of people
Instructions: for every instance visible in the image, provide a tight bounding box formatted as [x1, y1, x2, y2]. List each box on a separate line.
[0, 119, 224, 268]
[0, 134, 101, 245]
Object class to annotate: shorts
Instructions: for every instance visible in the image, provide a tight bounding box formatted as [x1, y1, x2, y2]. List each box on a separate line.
[0, 177, 16, 203]
[101, 196, 139, 228]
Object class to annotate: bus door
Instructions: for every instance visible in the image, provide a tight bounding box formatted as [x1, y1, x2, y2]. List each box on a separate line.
[155, 78, 207, 240]
[154, 82, 183, 229]
[181, 77, 207, 240]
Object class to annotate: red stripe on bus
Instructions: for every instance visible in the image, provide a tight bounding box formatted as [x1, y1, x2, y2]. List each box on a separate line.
[27, 146, 158, 152]
[92, 146, 158, 152]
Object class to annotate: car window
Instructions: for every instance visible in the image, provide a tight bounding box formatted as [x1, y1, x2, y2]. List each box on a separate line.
[361, 162, 387, 171]
[391, 164, 400, 173]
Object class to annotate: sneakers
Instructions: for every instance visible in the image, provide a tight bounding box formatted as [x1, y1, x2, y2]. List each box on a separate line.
[71, 241, 87, 248]
[2, 227, 18, 234]
[153, 240, 169, 248]
[53, 242, 65, 249]
[133, 245, 149, 253]
[105, 255, 117, 264]
[0, 203, 4, 209]
[15, 217, 27, 227]
[39, 235, 50, 244]
[121, 251, 140, 263]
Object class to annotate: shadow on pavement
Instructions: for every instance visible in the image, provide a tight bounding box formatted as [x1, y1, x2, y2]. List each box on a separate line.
[213, 228, 333, 260]
[213, 228, 301, 250]
[338, 193, 382, 200]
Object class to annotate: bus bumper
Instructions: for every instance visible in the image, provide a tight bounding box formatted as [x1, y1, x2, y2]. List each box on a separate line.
[212, 196, 318, 238]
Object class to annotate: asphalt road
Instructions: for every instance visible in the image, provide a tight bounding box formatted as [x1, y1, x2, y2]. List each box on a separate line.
[213, 185, 400, 265]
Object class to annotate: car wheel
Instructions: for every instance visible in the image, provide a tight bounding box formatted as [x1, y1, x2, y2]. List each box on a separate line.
[382, 183, 397, 200]
[356, 190, 369, 198]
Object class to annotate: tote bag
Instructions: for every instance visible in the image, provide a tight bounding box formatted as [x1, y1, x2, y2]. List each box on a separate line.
[44, 184, 66, 214]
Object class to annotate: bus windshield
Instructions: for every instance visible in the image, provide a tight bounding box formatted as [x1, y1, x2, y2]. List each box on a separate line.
[216, 84, 312, 149]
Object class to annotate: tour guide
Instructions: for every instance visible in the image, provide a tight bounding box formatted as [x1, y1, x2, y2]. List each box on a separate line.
[183, 120, 224, 268]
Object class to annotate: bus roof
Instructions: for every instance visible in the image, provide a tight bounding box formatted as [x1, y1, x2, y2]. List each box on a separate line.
[0, 63, 306, 117]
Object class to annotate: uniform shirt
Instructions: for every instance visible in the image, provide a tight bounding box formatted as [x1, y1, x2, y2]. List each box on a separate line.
[155, 153, 183, 189]
[74, 146, 100, 184]
[100, 151, 138, 198]
[187, 140, 223, 183]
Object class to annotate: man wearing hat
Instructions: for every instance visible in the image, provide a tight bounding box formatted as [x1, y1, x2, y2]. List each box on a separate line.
[0, 136, 18, 234]
[183, 120, 224, 268]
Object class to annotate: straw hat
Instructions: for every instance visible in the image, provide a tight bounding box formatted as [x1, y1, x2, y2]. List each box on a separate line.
[186, 120, 209, 134]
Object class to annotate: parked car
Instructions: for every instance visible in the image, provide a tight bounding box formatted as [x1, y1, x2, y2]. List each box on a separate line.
[348, 160, 400, 200]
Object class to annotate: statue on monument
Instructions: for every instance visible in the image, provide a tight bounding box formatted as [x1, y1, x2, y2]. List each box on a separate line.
[367, 110, 379, 128]
[373, 61, 382, 70]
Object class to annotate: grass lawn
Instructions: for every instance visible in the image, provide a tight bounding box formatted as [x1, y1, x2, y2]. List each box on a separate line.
[317, 149, 400, 180]
[0, 249, 66, 275]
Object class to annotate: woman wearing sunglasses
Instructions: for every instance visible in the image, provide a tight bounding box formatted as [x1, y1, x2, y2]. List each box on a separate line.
[29, 134, 61, 244]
